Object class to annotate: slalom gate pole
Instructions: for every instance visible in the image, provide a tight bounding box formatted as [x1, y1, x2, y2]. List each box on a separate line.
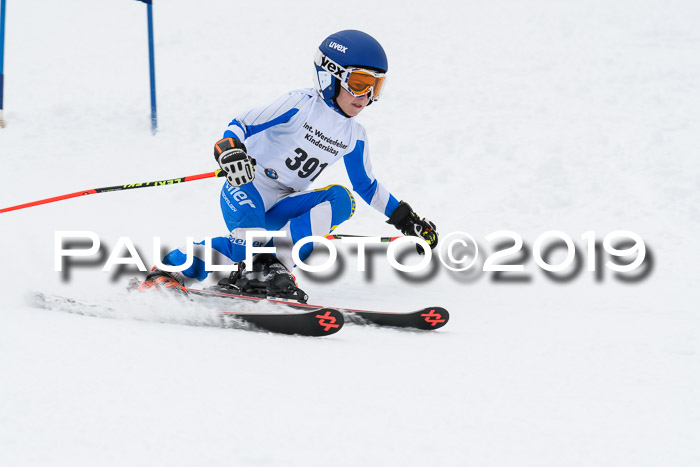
[0, 169, 224, 214]
[0, 0, 6, 128]
[146, 0, 157, 134]
[135, 0, 157, 134]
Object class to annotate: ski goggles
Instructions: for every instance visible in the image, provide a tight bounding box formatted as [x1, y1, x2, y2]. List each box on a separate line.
[315, 50, 387, 101]
[343, 68, 386, 101]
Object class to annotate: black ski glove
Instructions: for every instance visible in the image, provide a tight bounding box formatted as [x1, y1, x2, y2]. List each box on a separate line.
[387, 201, 438, 254]
[214, 137, 256, 187]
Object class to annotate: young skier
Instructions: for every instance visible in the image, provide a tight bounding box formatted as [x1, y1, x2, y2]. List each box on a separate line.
[138, 30, 438, 299]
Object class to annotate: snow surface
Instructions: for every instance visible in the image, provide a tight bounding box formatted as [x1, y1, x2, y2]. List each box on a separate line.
[1, 0, 699, 465]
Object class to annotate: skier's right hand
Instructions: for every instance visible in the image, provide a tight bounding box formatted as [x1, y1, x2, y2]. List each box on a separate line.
[214, 137, 255, 187]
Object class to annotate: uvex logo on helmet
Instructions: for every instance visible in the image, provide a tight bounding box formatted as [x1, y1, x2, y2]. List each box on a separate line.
[328, 41, 348, 53]
[319, 55, 345, 78]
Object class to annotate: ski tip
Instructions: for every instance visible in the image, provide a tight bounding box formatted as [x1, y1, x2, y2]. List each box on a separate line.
[347, 306, 450, 331]
[311, 308, 345, 336]
[417, 307, 449, 330]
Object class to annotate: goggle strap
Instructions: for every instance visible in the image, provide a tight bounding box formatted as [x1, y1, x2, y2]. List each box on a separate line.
[314, 50, 348, 81]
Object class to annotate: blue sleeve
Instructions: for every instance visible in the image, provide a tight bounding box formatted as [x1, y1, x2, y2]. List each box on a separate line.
[343, 139, 400, 217]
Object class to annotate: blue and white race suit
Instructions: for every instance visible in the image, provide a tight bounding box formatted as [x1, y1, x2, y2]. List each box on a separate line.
[164, 88, 400, 280]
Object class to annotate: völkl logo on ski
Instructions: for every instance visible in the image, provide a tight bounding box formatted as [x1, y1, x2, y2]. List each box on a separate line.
[420, 309, 446, 327]
[315, 310, 341, 332]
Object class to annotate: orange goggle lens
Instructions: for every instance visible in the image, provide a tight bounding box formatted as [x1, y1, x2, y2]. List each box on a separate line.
[344, 69, 386, 100]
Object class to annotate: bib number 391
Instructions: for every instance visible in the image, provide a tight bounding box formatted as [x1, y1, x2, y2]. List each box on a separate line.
[285, 148, 328, 181]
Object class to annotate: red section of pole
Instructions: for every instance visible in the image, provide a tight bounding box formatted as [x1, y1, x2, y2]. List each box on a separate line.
[0, 189, 98, 213]
[184, 171, 221, 182]
[0, 169, 223, 214]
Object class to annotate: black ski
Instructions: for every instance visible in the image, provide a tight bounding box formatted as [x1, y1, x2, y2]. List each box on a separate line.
[29, 287, 447, 335]
[220, 308, 343, 336]
[29, 292, 344, 337]
[187, 288, 449, 331]
[341, 306, 449, 330]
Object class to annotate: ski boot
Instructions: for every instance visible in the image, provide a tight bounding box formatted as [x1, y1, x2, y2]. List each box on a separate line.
[213, 253, 308, 303]
[129, 267, 188, 296]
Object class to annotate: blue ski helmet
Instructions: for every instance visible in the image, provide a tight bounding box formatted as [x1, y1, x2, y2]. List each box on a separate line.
[313, 30, 388, 113]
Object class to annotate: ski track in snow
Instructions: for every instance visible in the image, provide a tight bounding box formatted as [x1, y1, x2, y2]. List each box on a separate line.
[1, 0, 699, 466]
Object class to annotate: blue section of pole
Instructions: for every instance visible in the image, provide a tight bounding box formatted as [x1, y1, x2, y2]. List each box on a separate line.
[1, 0, 6, 125]
[146, 2, 157, 134]
[0, 0, 5, 74]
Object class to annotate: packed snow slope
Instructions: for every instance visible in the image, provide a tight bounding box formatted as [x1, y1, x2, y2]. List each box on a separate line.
[1, 0, 699, 466]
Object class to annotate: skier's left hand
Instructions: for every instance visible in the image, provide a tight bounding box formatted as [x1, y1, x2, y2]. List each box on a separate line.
[387, 201, 438, 254]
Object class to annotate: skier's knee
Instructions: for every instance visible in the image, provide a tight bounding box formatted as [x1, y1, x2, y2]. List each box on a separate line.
[324, 184, 356, 222]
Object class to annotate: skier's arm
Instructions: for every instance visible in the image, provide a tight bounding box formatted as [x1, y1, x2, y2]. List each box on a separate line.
[343, 138, 438, 251]
[216, 91, 311, 186]
[343, 139, 400, 216]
